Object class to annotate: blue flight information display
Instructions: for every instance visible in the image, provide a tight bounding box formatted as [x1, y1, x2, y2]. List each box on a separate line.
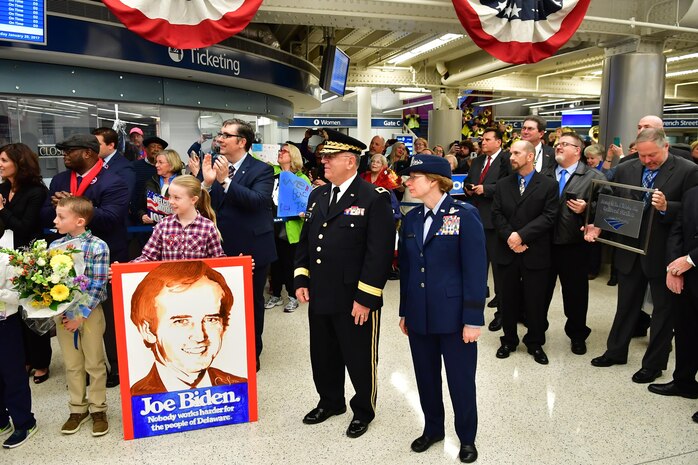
[0, 0, 46, 44]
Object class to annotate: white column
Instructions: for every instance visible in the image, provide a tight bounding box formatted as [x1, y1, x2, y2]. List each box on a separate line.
[356, 87, 372, 146]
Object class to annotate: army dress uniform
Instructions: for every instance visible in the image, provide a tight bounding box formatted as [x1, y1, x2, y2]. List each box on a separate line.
[294, 159, 394, 426]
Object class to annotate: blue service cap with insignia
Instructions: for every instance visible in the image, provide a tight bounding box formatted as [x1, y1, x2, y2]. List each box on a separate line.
[319, 128, 366, 155]
[399, 154, 452, 179]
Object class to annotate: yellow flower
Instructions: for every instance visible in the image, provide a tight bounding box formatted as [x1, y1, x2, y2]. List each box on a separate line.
[50, 254, 73, 270]
[50, 284, 70, 302]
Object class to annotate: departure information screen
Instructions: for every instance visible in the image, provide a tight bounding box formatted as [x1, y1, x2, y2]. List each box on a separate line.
[0, 0, 46, 44]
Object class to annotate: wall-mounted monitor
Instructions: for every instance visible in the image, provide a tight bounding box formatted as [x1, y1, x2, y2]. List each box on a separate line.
[561, 110, 592, 128]
[319, 45, 350, 96]
[0, 0, 46, 45]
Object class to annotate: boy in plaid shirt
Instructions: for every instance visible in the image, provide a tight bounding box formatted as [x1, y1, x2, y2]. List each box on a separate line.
[51, 197, 110, 437]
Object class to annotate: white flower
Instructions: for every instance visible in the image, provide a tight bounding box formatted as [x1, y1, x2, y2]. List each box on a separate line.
[36, 258, 46, 267]
[49, 274, 61, 284]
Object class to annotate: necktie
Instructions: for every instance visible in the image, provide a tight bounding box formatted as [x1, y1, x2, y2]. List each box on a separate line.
[228, 164, 236, 179]
[519, 177, 526, 195]
[329, 186, 340, 208]
[423, 210, 434, 243]
[535, 148, 542, 172]
[76, 176, 83, 188]
[478, 156, 491, 184]
[642, 169, 658, 205]
[558, 169, 568, 197]
[424, 210, 433, 222]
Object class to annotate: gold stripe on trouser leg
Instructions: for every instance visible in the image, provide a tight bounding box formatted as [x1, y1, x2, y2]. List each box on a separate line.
[370, 309, 380, 412]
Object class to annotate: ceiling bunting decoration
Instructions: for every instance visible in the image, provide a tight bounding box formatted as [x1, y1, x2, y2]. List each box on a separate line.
[451, 0, 591, 64]
[103, 0, 264, 49]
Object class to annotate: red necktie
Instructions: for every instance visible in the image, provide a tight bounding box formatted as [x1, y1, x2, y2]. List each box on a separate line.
[478, 156, 491, 184]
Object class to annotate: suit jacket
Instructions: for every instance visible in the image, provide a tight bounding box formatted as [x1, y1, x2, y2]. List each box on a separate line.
[667, 186, 698, 286]
[130, 364, 247, 396]
[41, 167, 130, 262]
[612, 155, 698, 277]
[464, 150, 511, 229]
[103, 152, 135, 201]
[539, 144, 556, 171]
[0, 182, 48, 248]
[491, 171, 559, 269]
[399, 195, 487, 333]
[294, 176, 394, 314]
[542, 162, 606, 244]
[209, 154, 277, 267]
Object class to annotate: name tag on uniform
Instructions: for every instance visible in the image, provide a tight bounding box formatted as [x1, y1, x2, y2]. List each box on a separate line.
[436, 215, 460, 236]
[344, 206, 365, 216]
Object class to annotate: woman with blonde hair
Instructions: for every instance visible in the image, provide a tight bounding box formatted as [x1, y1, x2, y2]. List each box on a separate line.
[137, 149, 185, 224]
[266, 143, 311, 312]
[132, 174, 224, 262]
[414, 137, 429, 154]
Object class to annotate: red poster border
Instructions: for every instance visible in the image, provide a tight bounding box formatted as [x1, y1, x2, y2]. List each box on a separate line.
[111, 256, 257, 440]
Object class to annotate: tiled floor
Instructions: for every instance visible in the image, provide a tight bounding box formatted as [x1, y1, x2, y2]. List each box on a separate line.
[4, 269, 697, 464]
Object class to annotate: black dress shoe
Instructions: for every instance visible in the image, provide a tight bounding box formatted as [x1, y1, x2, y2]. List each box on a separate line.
[495, 344, 516, 359]
[302, 406, 347, 425]
[346, 419, 369, 438]
[692, 411, 698, 424]
[571, 341, 587, 355]
[487, 296, 499, 308]
[106, 373, 120, 388]
[648, 381, 698, 399]
[487, 315, 502, 332]
[590, 355, 625, 367]
[632, 368, 662, 384]
[527, 346, 549, 365]
[459, 444, 478, 463]
[606, 275, 618, 286]
[410, 434, 444, 453]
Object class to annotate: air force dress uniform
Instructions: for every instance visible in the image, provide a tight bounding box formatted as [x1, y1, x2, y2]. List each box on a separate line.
[398, 155, 488, 451]
[294, 130, 395, 429]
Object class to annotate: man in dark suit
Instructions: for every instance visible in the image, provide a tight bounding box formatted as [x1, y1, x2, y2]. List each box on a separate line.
[590, 128, 698, 383]
[492, 140, 558, 365]
[91, 127, 136, 386]
[201, 118, 275, 372]
[464, 128, 510, 330]
[129, 261, 247, 396]
[91, 127, 135, 199]
[41, 135, 130, 386]
[294, 129, 394, 439]
[520, 116, 555, 172]
[542, 132, 606, 356]
[649, 186, 698, 423]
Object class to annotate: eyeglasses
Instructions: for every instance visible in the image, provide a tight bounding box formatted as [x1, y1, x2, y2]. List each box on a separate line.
[278, 149, 290, 154]
[405, 174, 426, 182]
[521, 126, 539, 132]
[217, 132, 243, 140]
[557, 141, 580, 149]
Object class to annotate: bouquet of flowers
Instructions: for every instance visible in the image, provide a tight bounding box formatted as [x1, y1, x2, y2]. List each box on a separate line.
[0, 238, 89, 321]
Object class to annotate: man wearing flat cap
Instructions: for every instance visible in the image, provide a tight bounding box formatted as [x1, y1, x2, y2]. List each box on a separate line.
[41, 135, 130, 384]
[294, 129, 394, 439]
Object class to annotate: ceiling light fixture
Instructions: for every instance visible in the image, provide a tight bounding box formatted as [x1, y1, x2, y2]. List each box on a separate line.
[476, 98, 527, 107]
[666, 68, 698, 78]
[382, 99, 433, 114]
[667, 52, 698, 63]
[389, 33, 463, 64]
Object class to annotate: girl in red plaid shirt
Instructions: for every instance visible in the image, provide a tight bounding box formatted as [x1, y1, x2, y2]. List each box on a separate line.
[132, 175, 224, 262]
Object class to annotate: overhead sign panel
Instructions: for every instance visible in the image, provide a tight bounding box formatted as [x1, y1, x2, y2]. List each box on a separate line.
[0, 0, 46, 45]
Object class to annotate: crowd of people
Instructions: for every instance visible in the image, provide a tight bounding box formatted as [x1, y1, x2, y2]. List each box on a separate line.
[0, 114, 696, 463]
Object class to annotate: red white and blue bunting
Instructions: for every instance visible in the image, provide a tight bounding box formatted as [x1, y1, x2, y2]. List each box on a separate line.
[452, 0, 591, 64]
[103, 0, 263, 49]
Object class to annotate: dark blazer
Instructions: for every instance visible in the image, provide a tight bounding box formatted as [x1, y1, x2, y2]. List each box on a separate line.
[540, 144, 556, 170]
[103, 152, 135, 200]
[464, 150, 511, 229]
[542, 162, 606, 244]
[131, 159, 157, 222]
[209, 154, 277, 267]
[667, 186, 698, 286]
[0, 182, 48, 248]
[612, 155, 698, 278]
[399, 195, 487, 333]
[294, 176, 394, 314]
[41, 167, 130, 262]
[491, 171, 559, 269]
[130, 364, 247, 396]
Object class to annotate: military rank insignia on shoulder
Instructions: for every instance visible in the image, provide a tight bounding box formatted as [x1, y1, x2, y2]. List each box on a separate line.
[375, 186, 389, 194]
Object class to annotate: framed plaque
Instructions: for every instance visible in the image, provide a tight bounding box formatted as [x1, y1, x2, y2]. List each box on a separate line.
[584, 179, 656, 255]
